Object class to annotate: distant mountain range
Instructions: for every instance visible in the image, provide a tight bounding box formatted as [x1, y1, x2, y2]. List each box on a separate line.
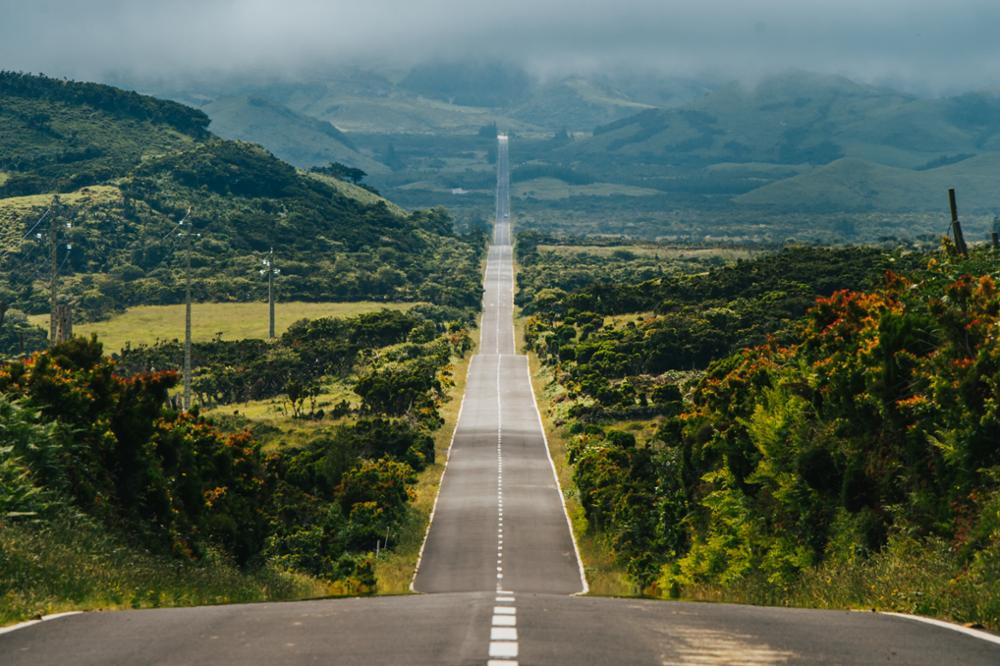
[123, 65, 1000, 215]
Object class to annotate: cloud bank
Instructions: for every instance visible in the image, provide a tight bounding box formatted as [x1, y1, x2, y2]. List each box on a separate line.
[2, 0, 998, 92]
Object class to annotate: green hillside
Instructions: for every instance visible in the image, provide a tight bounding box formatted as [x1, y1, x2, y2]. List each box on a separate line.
[558, 73, 924, 164]
[735, 154, 1000, 211]
[0, 72, 485, 329]
[0, 72, 206, 197]
[202, 95, 389, 173]
[509, 77, 656, 130]
[537, 72, 1000, 212]
[123, 67, 1000, 217]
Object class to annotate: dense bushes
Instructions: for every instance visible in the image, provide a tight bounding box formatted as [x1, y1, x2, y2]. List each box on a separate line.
[115, 308, 471, 413]
[522, 239, 907, 415]
[526, 240, 1000, 627]
[0, 338, 267, 560]
[1, 304, 469, 595]
[643, 250, 1000, 621]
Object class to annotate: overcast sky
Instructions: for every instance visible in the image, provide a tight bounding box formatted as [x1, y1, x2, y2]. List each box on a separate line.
[2, 0, 999, 93]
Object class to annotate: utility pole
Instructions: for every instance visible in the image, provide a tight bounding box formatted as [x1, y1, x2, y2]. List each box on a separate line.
[49, 197, 60, 345]
[260, 248, 280, 340]
[180, 208, 193, 411]
[267, 248, 276, 339]
[948, 188, 969, 256]
[48, 197, 73, 346]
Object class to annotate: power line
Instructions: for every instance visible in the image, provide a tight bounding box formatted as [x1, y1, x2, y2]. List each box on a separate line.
[0, 205, 53, 265]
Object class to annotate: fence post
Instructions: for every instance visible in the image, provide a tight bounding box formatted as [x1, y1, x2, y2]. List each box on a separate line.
[948, 188, 969, 256]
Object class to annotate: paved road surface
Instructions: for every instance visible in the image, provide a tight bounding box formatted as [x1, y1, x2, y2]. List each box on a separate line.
[412, 220, 583, 595]
[4, 220, 999, 665]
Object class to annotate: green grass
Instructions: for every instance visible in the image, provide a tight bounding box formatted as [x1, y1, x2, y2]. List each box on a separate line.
[0, 513, 332, 626]
[202, 378, 361, 452]
[676, 533, 1000, 631]
[537, 244, 756, 261]
[1, 185, 121, 248]
[305, 172, 406, 215]
[28, 301, 419, 352]
[514, 177, 661, 201]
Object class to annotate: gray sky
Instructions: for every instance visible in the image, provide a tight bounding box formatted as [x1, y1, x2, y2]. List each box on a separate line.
[2, 0, 999, 93]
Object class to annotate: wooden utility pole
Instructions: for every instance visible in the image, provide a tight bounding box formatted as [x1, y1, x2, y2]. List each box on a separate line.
[268, 247, 276, 339]
[181, 209, 193, 411]
[48, 197, 60, 345]
[948, 188, 969, 256]
[54, 302, 73, 342]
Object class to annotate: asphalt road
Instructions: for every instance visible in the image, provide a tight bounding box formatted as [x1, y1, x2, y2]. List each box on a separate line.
[412, 221, 583, 595]
[3, 220, 999, 665]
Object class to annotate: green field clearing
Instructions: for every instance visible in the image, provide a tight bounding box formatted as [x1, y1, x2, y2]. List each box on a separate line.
[202, 375, 359, 444]
[537, 244, 757, 260]
[304, 172, 407, 215]
[515, 178, 661, 200]
[29, 301, 418, 352]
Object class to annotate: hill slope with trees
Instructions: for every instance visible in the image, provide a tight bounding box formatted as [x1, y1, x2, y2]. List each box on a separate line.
[0, 72, 485, 341]
[520, 238, 1000, 629]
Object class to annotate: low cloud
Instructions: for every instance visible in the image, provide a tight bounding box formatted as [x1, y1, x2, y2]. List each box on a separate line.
[2, 0, 998, 93]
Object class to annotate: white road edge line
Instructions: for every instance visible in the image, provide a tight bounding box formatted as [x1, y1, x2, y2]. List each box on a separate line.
[0, 611, 82, 637]
[882, 612, 1000, 646]
[409, 353, 475, 593]
[523, 359, 590, 595]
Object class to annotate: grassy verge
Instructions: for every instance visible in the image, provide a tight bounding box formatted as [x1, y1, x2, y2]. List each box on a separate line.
[373, 320, 479, 594]
[674, 533, 1000, 631]
[0, 513, 332, 626]
[29, 301, 419, 352]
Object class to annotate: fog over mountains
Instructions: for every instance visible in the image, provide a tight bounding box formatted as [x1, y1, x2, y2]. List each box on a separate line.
[4, 1, 1000, 225]
[3, 0, 1000, 94]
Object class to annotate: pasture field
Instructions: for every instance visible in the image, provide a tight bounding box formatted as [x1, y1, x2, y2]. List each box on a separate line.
[536, 243, 757, 260]
[29, 301, 418, 352]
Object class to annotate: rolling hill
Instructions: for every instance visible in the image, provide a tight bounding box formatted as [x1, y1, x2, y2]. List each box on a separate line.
[734, 154, 1000, 211]
[201, 95, 389, 172]
[546, 71, 1000, 212]
[0, 72, 485, 326]
[120, 66, 1000, 216]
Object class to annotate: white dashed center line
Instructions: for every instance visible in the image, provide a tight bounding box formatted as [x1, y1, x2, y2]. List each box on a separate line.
[487, 232, 519, 665]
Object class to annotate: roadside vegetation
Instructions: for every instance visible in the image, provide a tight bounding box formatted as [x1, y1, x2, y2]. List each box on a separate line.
[0, 72, 489, 625]
[519, 235, 1000, 630]
[0, 304, 478, 624]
